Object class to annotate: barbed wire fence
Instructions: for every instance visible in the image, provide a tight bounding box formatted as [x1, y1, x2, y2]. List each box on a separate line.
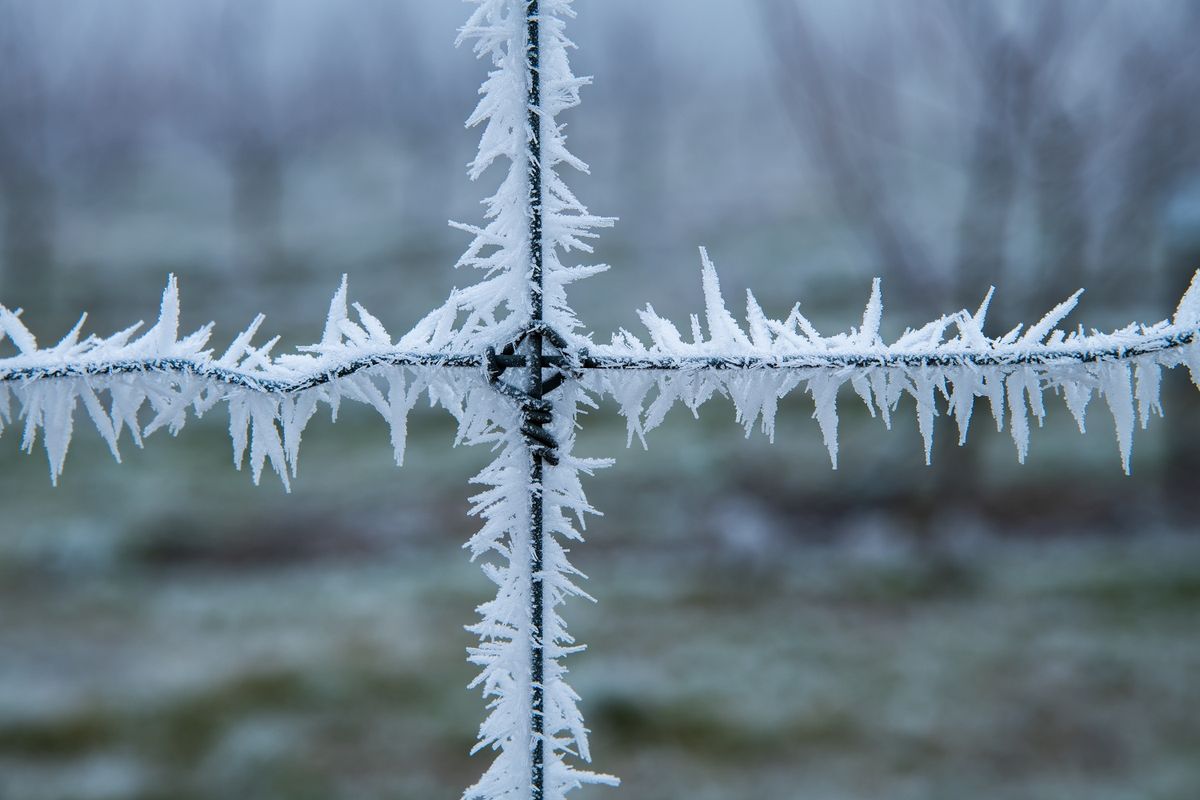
[2, 1, 1200, 798]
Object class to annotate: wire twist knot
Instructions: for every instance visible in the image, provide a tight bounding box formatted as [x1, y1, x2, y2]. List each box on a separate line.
[483, 324, 580, 467]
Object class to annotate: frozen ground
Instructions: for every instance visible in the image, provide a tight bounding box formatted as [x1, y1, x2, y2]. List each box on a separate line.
[0, 408, 1197, 800]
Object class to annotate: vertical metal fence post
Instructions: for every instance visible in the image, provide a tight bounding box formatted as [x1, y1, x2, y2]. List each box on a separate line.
[524, 3, 546, 799]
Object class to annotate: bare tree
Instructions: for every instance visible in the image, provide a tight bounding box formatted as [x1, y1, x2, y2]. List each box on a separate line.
[757, 0, 942, 309]
[757, 0, 1115, 315]
[167, 0, 290, 280]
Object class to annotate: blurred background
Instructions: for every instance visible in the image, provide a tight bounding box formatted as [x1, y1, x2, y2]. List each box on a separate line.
[2, 1, 1199, 798]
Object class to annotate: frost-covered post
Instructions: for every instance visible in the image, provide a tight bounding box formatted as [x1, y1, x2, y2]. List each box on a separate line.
[3, 2, 1200, 799]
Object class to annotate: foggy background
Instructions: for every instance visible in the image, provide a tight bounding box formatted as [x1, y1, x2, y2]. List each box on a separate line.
[1, 1, 1199, 798]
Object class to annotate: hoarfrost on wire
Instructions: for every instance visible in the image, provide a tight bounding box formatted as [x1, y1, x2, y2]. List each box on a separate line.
[3, 0, 1200, 798]
[5, 255, 1196, 485]
[452, 0, 613, 350]
[0, 274, 475, 487]
[455, 1, 618, 795]
[588, 250, 1200, 474]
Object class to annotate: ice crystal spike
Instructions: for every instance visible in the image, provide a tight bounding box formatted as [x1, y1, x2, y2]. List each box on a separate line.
[3, 1, 1200, 797]
[591, 259, 1200, 475]
[452, 0, 613, 356]
[0, 276, 484, 487]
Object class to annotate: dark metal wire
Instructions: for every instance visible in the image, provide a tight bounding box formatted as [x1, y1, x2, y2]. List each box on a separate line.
[524, 3, 548, 798]
[0, 353, 481, 393]
[485, 346, 560, 466]
[3, 329, 1194, 400]
[0, 7, 1194, 800]
[570, 330, 1199, 371]
[3, 330, 1194, 397]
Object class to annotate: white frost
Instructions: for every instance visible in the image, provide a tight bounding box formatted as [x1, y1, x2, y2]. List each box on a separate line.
[0, 276, 474, 487]
[3, 3, 1200, 799]
[587, 249, 1200, 475]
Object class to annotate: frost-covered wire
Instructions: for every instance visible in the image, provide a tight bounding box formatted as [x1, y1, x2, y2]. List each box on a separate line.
[5, 0, 1200, 798]
[452, 0, 614, 351]
[586, 249, 1200, 473]
[457, 1, 617, 797]
[0, 276, 481, 487]
[461, 383, 617, 800]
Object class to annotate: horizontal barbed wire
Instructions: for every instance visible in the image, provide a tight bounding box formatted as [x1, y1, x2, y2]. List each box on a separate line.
[0, 353, 481, 394]
[3, 329, 1195, 397]
[578, 330, 1199, 371]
